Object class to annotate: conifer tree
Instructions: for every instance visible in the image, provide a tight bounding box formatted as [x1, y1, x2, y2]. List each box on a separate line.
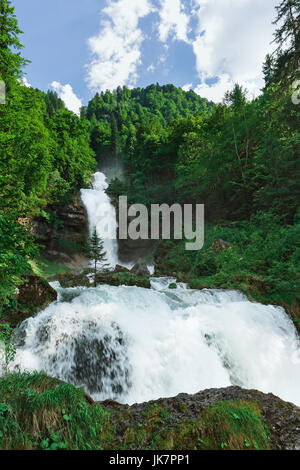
[272, 0, 300, 83]
[86, 228, 109, 287]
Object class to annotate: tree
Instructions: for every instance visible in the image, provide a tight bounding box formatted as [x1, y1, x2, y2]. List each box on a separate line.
[224, 84, 250, 185]
[0, 215, 38, 309]
[85, 228, 109, 286]
[0, 0, 28, 85]
[272, 0, 300, 83]
[263, 54, 277, 88]
[110, 114, 121, 156]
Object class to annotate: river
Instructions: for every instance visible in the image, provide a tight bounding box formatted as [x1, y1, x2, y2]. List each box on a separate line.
[7, 172, 300, 406]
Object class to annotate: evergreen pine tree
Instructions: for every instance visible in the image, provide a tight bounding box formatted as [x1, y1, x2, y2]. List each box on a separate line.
[86, 228, 109, 287]
[272, 0, 300, 83]
[111, 114, 120, 156]
[263, 54, 277, 88]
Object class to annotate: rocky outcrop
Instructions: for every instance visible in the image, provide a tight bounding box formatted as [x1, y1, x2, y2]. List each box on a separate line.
[56, 271, 151, 289]
[3, 276, 57, 328]
[130, 262, 150, 277]
[32, 193, 89, 271]
[1, 372, 299, 450]
[99, 386, 300, 451]
[118, 237, 155, 265]
[114, 264, 131, 274]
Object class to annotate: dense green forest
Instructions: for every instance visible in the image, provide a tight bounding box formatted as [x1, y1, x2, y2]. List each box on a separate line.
[87, 1, 300, 310]
[0, 0, 95, 308]
[85, 83, 213, 203]
[0, 0, 299, 320]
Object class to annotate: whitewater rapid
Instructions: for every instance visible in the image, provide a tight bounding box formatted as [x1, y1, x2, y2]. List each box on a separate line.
[9, 281, 300, 406]
[2, 171, 299, 408]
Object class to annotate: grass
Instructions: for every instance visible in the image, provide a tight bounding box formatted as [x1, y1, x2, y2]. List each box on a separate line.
[0, 372, 273, 451]
[195, 400, 271, 450]
[29, 258, 70, 279]
[102, 399, 272, 450]
[0, 372, 109, 450]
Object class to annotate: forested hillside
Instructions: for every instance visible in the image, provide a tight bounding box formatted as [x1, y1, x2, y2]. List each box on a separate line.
[85, 84, 212, 203]
[96, 1, 300, 313]
[0, 0, 299, 322]
[85, 84, 212, 159]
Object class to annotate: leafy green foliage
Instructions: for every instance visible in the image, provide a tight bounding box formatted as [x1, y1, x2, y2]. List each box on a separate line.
[272, 0, 300, 85]
[0, 0, 29, 85]
[0, 2, 96, 314]
[0, 323, 16, 368]
[0, 215, 38, 308]
[156, 214, 300, 310]
[86, 84, 213, 205]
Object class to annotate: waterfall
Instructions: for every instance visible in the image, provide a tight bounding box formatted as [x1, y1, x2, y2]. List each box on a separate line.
[3, 170, 300, 408]
[9, 282, 300, 406]
[80, 172, 119, 268]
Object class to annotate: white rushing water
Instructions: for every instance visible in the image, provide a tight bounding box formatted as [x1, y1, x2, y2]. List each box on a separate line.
[3, 170, 299, 408]
[80, 172, 119, 268]
[9, 282, 300, 406]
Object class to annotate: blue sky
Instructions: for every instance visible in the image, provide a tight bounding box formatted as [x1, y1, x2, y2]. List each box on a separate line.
[14, 0, 278, 114]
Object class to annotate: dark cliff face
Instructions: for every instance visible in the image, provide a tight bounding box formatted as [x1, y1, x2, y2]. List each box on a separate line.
[34, 193, 88, 249]
[33, 193, 89, 271]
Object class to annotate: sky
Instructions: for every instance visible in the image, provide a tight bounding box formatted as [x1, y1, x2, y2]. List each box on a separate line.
[14, 0, 279, 115]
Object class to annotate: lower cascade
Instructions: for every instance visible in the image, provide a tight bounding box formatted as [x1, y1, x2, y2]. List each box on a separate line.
[9, 280, 300, 406]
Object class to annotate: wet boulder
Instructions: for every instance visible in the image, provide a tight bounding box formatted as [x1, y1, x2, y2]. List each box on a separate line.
[114, 265, 131, 274]
[130, 262, 150, 277]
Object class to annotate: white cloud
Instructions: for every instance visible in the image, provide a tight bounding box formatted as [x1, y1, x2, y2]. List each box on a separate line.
[147, 64, 156, 73]
[194, 74, 233, 102]
[86, 0, 153, 92]
[194, 74, 262, 103]
[84, 0, 278, 102]
[191, 0, 278, 101]
[158, 0, 190, 42]
[21, 77, 31, 88]
[182, 82, 192, 92]
[51, 81, 82, 116]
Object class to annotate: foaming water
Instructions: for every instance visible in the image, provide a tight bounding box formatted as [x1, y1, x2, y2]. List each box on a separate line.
[8, 282, 300, 406]
[80, 172, 119, 268]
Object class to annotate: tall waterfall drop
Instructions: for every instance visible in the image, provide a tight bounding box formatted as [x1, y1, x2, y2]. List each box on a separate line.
[80, 172, 119, 268]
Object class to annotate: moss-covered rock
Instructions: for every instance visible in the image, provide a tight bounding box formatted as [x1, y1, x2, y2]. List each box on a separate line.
[56, 271, 151, 289]
[168, 283, 177, 289]
[1, 276, 57, 328]
[100, 387, 299, 451]
[0, 372, 299, 451]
